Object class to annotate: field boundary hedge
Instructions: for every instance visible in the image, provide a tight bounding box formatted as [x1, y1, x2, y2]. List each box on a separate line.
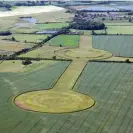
[0, 56, 72, 61]
[89, 60, 133, 63]
[93, 34, 133, 36]
[4, 25, 72, 60]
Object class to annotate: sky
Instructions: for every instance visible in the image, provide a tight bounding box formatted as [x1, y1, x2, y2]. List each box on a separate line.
[0, 0, 133, 1]
[0, 0, 133, 2]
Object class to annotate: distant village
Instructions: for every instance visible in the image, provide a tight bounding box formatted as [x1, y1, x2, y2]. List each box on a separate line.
[0, 0, 112, 8]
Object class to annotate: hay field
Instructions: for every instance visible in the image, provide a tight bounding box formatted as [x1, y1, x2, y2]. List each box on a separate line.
[0, 40, 25, 52]
[19, 46, 63, 59]
[5, 34, 49, 43]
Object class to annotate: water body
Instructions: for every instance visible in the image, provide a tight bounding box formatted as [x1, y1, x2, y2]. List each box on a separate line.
[22, 17, 37, 24]
[36, 30, 58, 34]
[0, 6, 64, 18]
[116, 5, 133, 11]
[79, 5, 119, 11]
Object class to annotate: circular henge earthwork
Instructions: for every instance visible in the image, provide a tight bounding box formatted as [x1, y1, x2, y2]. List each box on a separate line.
[65, 48, 112, 59]
[14, 90, 95, 113]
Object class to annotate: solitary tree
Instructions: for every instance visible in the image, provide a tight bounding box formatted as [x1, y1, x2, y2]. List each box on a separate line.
[129, 17, 132, 22]
[11, 37, 16, 41]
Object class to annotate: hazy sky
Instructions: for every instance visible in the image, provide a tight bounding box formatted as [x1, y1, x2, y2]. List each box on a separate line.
[0, 0, 133, 1]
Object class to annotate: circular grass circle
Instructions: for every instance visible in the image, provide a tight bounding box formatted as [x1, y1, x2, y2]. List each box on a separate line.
[65, 49, 111, 59]
[55, 48, 112, 60]
[14, 90, 95, 113]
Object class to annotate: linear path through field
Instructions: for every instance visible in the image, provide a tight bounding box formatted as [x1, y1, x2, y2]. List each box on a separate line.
[54, 60, 87, 91]
[54, 36, 93, 90]
[14, 35, 112, 113]
[79, 35, 92, 49]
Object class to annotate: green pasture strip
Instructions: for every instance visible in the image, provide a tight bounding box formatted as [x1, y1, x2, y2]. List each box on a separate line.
[0, 61, 70, 133]
[11, 28, 37, 34]
[93, 35, 133, 57]
[106, 26, 133, 34]
[5, 34, 49, 43]
[35, 23, 68, 30]
[105, 22, 133, 26]
[70, 29, 105, 35]
[47, 35, 80, 47]
[73, 62, 133, 133]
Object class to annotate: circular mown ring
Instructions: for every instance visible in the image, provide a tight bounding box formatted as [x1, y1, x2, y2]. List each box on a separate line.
[14, 90, 95, 113]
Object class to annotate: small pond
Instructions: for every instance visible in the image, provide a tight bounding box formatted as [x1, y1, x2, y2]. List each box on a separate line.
[20, 17, 37, 24]
[36, 30, 58, 34]
[79, 5, 119, 11]
[116, 5, 133, 11]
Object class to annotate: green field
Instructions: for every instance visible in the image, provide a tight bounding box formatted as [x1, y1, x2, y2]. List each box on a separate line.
[70, 25, 133, 35]
[1, 61, 133, 133]
[6, 34, 49, 43]
[73, 62, 133, 133]
[106, 26, 133, 34]
[0, 60, 70, 133]
[11, 27, 37, 34]
[35, 23, 68, 30]
[47, 35, 80, 47]
[93, 35, 133, 57]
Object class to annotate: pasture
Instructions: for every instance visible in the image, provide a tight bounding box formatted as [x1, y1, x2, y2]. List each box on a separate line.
[5, 34, 49, 44]
[0, 40, 25, 52]
[93, 35, 133, 57]
[11, 27, 37, 34]
[47, 35, 80, 47]
[32, 10, 74, 23]
[19, 46, 63, 59]
[105, 22, 133, 26]
[35, 23, 68, 30]
[106, 26, 133, 34]
[0, 60, 70, 133]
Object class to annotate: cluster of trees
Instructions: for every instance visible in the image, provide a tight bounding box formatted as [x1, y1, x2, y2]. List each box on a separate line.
[71, 21, 105, 30]
[15, 1, 45, 6]
[71, 12, 105, 30]
[0, 31, 12, 36]
[22, 59, 32, 65]
[128, 17, 133, 22]
[127, 11, 133, 15]
[0, 2, 11, 9]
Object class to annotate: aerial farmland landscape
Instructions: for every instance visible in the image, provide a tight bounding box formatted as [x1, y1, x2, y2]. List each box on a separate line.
[1, 0, 133, 133]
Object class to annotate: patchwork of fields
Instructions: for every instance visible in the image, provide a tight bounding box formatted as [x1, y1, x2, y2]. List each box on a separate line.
[93, 35, 133, 57]
[1, 4, 133, 133]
